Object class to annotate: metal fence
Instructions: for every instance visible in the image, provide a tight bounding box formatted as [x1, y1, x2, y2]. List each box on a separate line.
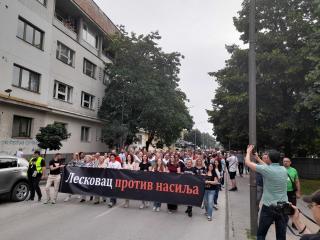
[291, 158, 320, 179]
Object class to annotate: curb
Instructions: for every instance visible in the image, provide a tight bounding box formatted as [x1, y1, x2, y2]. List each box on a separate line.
[225, 172, 230, 240]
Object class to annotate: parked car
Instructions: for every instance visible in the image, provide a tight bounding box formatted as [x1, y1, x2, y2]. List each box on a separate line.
[0, 155, 29, 201]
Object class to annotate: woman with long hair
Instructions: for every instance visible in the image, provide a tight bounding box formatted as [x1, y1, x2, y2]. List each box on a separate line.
[123, 153, 139, 208]
[194, 155, 207, 176]
[204, 163, 219, 221]
[152, 153, 167, 212]
[166, 154, 181, 213]
[213, 159, 222, 209]
[139, 153, 151, 209]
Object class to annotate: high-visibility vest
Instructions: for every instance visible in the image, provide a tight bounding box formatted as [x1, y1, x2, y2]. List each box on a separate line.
[29, 157, 44, 173]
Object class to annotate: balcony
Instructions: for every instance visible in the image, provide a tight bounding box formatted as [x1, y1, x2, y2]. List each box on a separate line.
[53, 0, 79, 40]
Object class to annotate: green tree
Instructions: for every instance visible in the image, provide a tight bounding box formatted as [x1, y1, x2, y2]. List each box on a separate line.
[208, 0, 320, 156]
[201, 132, 217, 149]
[99, 27, 193, 150]
[183, 129, 203, 147]
[36, 123, 71, 159]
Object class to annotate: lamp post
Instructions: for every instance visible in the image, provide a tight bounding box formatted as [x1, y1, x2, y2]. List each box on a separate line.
[249, 0, 258, 236]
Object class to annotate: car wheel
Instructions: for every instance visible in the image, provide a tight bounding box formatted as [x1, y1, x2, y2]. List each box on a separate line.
[11, 182, 29, 201]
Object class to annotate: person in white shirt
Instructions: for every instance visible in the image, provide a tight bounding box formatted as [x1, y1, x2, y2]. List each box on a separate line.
[119, 149, 126, 163]
[134, 151, 143, 163]
[16, 148, 24, 158]
[107, 153, 121, 207]
[226, 151, 238, 191]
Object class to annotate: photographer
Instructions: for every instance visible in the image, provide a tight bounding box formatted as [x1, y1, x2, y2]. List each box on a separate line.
[291, 190, 320, 240]
[245, 145, 288, 240]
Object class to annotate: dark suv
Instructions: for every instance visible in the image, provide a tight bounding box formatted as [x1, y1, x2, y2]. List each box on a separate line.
[0, 155, 29, 201]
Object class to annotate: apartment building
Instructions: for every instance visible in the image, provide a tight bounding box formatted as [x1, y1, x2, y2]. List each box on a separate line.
[0, 0, 119, 156]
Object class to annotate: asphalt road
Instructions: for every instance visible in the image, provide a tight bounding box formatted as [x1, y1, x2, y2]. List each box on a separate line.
[0, 187, 226, 240]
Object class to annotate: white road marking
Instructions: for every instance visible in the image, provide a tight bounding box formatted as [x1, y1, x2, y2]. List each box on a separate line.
[94, 202, 125, 218]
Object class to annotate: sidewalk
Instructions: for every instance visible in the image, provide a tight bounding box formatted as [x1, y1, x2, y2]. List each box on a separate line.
[226, 174, 318, 240]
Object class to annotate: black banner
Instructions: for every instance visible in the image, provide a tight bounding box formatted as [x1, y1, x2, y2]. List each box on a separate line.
[59, 166, 205, 207]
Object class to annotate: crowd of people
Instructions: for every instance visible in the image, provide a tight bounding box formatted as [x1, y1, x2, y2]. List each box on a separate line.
[27, 148, 237, 221]
[27, 146, 320, 238]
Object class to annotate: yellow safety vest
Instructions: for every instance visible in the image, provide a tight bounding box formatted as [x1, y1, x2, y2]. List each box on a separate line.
[29, 157, 44, 173]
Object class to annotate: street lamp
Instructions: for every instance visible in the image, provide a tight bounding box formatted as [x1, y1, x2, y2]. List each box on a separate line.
[249, 0, 258, 236]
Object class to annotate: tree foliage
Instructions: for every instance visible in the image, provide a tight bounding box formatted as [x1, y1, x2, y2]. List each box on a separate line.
[36, 123, 70, 157]
[208, 0, 320, 156]
[183, 129, 217, 148]
[99, 27, 193, 150]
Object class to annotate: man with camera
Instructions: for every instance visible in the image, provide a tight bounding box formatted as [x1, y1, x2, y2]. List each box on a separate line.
[245, 145, 288, 240]
[291, 190, 320, 239]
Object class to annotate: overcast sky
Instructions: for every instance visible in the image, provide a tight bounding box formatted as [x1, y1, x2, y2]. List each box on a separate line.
[94, 0, 243, 134]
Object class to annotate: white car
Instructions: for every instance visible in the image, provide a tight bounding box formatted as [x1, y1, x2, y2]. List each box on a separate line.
[0, 156, 29, 201]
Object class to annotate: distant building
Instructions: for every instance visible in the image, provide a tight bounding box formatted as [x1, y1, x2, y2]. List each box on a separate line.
[0, 0, 119, 155]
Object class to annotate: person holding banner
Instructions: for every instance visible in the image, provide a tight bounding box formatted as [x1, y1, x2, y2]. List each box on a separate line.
[183, 159, 195, 217]
[94, 156, 108, 204]
[64, 152, 80, 202]
[123, 154, 139, 208]
[167, 154, 181, 213]
[107, 153, 122, 207]
[194, 156, 207, 176]
[204, 163, 219, 221]
[139, 154, 152, 209]
[152, 155, 167, 212]
[80, 155, 94, 202]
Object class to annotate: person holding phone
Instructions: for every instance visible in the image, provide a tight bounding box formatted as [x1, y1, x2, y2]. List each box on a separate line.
[44, 153, 65, 204]
[245, 145, 288, 240]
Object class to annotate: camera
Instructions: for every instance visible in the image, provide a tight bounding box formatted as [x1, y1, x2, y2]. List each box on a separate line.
[276, 201, 295, 215]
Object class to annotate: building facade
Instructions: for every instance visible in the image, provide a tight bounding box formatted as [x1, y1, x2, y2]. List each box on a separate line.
[0, 0, 118, 156]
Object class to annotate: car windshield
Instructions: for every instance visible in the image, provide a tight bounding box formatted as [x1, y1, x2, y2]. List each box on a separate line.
[0, 158, 18, 168]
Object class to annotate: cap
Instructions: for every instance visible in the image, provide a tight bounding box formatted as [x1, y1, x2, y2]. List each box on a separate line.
[303, 190, 320, 204]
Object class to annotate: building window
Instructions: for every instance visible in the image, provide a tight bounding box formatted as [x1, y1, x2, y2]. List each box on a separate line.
[83, 24, 98, 48]
[56, 42, 75, 66]
[81, 92, 94, 109]
[53, 81, 73, 102]
[13, 64, 40, 93]
[17, 17, 44, 50]
[81, 126, 90, 142]
[12, 116, 32, 138]
[83, 59, 96, 79]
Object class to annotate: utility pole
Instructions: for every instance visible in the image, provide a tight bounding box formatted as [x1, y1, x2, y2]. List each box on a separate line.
[249, 0, 258, 236]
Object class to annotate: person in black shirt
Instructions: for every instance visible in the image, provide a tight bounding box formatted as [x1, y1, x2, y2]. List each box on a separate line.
[204, 163, 219, 221]
[44, 153, 65, 204]
[183, 159, 195, 217]
[27, 150, 46, 201]
[194, 158, 207, 176]
[139, 154, 151, 209]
